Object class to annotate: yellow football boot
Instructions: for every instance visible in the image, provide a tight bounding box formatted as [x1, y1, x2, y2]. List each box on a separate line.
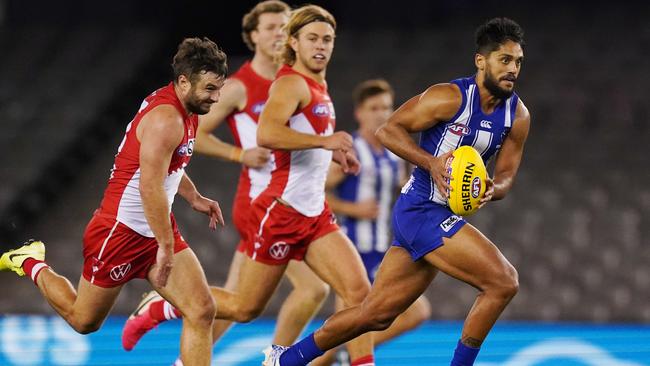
[0, 239, 45, 276]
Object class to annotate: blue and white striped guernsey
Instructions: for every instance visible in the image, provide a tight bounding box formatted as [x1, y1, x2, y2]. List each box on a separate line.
[402, 76, 519, 205]
[337, 134, 403, 269]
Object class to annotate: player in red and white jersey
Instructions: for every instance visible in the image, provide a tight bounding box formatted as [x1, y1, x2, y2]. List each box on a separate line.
[254, 7, 374, 364]
[120, 6, 376, 366]
[121, 2, 330, 359]
[0, 37, 228, 366]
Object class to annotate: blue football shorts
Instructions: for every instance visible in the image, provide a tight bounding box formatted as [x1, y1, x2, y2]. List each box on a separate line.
[392, 192, 466, 261]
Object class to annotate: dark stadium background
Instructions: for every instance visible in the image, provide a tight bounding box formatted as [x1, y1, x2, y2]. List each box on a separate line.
[0, 0, 648, 359]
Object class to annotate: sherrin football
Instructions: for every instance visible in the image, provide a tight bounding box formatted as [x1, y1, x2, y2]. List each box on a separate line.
[446, 146, 487, 216]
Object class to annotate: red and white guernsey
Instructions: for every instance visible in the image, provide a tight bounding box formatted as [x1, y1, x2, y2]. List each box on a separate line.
[226, 61, 275, 202]
[98, 83, 197, 237]
[262, 65, 335, 217]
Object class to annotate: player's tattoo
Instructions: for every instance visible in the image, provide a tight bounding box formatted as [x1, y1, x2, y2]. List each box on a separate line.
[462, 336, 483, 348]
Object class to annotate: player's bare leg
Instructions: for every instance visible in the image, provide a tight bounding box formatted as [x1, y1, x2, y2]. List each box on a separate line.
[304, 231, 373, 362]
[0, 239, 120, 333]
[150, 249, 216, 366]
[274, 260, 330, 345]
[311, 246, 436, 352]
[209, 256, 287, 323]
[209, 250, 244, 343]
[374, 295, 431, 344]
[423, 223, 518, 348]
[311, 294, 430, 366]
[210, 252, 328, 346]
[36, 271, 122, 334]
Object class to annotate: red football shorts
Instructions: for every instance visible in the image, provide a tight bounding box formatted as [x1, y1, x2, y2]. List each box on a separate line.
[81, 211, 189, 288]
[232, 191, 252, 253]
[244, 195, 339, 265]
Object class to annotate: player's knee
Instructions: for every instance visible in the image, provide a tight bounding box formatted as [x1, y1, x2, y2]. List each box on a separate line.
[413, 298, 432, 324]
[298, 281, 330, 304]
[234, 308, 262, 323]
[503, 267, 519, 299]
[357, 299, 398, 332]
[364, 307, 398, 332]
[72, 320, 102, 335]
[489, 265, 519, 301]
[234, 303, 264, 323]
[185, 296, 217, 326]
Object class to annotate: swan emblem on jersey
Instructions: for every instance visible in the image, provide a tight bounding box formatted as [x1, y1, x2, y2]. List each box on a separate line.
[269, 242, 290, 260]
[447, 123, 471, 136]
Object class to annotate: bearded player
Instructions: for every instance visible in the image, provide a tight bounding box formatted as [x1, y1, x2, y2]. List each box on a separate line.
[121, 6, 377, 366]
[265, 17, 530, 366]
[121, 2, 330, 357]
[0, 38, 228, 366]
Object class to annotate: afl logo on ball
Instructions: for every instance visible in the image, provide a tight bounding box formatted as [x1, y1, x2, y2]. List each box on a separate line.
[447, 123, 471, 136]
[471, 177, 481, 199]
[110, 263, 131, 281]
[269, 242, 290, 260]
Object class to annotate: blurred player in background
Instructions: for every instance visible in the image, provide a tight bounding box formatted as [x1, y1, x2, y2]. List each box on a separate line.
[267, 17, 530, 366]
[122, 5, 376, 366]
[122, 2, 330, 359]
[0, 38, 228, 366]
[312, 79, 431, 366]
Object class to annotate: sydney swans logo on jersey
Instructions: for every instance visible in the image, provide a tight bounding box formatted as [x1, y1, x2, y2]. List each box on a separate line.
[252, 101, 265, 115]
[447, 123, 471, 136]
[312, 102, 335, 118]
[177, 138, 195, 156]
[269, 241, 290, 260]
[109, 263, 132, 281]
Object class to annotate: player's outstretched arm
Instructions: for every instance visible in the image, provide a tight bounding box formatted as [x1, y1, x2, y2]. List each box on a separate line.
[137, 105, 185, 287]
[257, 75, 352, 151]
[196, 78, 270, 168]
[376, 83, 462, 192]
[489, 99, 530, 201]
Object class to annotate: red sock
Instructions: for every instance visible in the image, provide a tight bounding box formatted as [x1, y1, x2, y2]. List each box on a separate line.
[351, 355, 375, 366]
[148, 299, 182, 322]
[22, 258, 49, 285]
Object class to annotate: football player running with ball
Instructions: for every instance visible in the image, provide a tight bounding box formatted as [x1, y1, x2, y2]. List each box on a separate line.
[267, 17, 530, 366]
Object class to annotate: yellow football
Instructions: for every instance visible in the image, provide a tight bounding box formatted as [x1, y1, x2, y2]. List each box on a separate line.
[446, 146, 487, 216]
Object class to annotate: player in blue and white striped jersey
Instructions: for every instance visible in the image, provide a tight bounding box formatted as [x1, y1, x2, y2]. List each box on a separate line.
[277, 18, 530, 366]
[318, 80, 431, 365]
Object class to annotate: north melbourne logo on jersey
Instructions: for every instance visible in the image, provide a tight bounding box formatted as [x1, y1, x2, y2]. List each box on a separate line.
[440, 215, 462, 232]
[269, 241, 290, 260]
[109, 263, 132, 281]
[480, 120, 493, 129]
